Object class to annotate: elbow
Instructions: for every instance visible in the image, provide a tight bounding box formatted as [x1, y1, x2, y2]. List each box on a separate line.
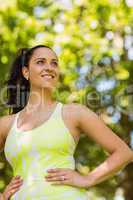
[118, 145, 133, 163]
[124, 146, 133, 162]
[128, 149, 133, 162]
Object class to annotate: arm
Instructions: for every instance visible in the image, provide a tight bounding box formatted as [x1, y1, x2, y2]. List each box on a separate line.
[0, 193, 6, 200]
[0, 115, 23, 200]
[0, 193, 4, 200]
[0, 116, 8, 200]
[77, 104, 133, 188]
[0, 115, 14, 152]
[0, 117, 6, 153]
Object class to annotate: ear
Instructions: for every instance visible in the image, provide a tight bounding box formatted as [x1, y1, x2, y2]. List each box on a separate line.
[22, 66, 29, 80]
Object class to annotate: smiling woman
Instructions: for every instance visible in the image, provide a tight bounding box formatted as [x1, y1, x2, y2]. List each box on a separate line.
[0, 44, 133, 200]
[0, 45, 89, 200]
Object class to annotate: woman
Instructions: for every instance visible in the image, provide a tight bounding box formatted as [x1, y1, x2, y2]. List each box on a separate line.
[0, 45, 133, 200]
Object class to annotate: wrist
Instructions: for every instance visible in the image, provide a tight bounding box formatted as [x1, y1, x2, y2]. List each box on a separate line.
[83, 175, 95, 189]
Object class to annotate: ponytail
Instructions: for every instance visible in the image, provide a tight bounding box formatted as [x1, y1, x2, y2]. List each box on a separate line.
[5, 48, 30, 114]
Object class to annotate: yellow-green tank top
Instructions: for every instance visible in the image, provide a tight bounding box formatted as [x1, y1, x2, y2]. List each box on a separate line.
[4, 102, 88, 200]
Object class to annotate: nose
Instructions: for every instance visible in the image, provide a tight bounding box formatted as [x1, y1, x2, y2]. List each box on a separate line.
[44, 62, 53, 71]
[45, 62, 50, 68]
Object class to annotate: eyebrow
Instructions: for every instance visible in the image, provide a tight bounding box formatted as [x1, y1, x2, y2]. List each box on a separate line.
[34, 57, 58, 62]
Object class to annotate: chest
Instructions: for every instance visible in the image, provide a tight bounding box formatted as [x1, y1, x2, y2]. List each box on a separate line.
[17, 105, 81, 144]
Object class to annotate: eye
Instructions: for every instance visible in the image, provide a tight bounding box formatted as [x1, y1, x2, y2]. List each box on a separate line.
[37, 60, 44, 64]
[52, 61, 58, 67]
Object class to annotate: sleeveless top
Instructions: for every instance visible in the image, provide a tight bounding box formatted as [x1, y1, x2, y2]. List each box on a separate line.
[4, 102, 88, 200]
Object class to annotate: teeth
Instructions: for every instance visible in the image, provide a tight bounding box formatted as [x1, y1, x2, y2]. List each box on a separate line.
[44, 75, 52, 78]
[42, 74, 54, 78]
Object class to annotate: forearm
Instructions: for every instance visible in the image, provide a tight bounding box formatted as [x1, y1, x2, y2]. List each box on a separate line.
[0, 193, 5, 200]
[84, 148, 133, 188]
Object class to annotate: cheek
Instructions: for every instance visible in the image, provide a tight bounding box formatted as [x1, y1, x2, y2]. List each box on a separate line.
[30, 64, 41, 74]
[29, 65, 41, 81]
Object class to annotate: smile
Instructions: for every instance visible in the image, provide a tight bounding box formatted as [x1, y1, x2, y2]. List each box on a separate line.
[41, 74, 55, 79]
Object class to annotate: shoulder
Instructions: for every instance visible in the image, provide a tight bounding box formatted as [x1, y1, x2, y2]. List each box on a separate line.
[62, 102, 81, 116]
[0, 114, 16, 152]
[63, 102, 94, 115]
[65, 103, 100, 125]
[62, 102, 96, 124]
[0, 114, 16, 140]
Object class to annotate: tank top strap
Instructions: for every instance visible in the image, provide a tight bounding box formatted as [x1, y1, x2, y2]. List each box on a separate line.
[52, 101, 63, 119]
[54, 102, 77, 147]
[13, 111, 21, 129]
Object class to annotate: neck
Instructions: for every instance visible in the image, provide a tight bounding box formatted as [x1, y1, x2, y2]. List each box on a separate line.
[25, 87, 57, 112]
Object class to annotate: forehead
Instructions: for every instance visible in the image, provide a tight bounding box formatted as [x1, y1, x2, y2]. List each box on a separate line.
[31, 47, 58, 60]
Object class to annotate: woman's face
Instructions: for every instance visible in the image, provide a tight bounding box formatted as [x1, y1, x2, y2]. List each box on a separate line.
[23, 47, 60, 90]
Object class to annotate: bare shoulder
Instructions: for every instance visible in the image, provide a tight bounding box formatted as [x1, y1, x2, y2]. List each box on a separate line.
[62, 102, 83, 118]
[62, 102, 94, 131]
[63, 102, 81, 114]
[64, 102, 93, 111]
[0, 114, 16, 141]
[63, 102, 95, 121]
